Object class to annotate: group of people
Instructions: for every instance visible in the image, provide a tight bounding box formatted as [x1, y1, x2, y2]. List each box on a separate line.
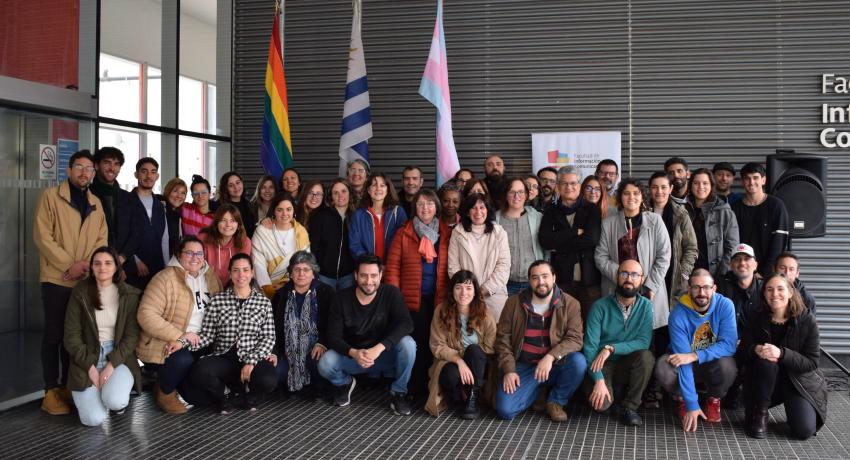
[34, 147, 824, 441]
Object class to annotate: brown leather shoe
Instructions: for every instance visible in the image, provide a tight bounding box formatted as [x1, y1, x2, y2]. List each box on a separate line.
[532, 388, 550, 412]
[41, 388, 71, 415]
[155, 384, 188, 414]
[546, 402, 569, 422]
[57, 387, 74, 406]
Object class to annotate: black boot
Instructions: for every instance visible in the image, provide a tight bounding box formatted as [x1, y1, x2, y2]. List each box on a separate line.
[747, 407, 769, 439]
[461, 386, 480, 420]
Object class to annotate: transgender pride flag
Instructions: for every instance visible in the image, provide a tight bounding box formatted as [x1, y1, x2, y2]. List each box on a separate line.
[419, 0, 460, 186]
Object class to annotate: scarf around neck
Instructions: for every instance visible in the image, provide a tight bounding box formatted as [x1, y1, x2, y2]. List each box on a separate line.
[283, 281, 319, 391]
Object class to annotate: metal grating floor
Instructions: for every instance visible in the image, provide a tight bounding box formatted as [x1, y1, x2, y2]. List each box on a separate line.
[1, 373, 850, 459]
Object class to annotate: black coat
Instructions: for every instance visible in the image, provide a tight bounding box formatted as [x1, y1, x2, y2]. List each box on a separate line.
[271, 281, 335, 355]
[717, 271, 763, 330]
[538, 200, 601, 286]
[741, 307, 827, 429]
[308, 206, 354, 279]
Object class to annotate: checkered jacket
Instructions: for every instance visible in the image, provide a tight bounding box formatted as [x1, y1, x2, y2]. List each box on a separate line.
[193, 287, 276, 365]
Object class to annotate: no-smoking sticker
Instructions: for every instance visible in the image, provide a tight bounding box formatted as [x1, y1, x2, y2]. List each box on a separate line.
[39, 144, 57, 180]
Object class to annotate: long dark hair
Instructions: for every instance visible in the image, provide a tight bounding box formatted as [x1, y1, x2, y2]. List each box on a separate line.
[761, 273, 806, 318]
[87, 246, 123, 311]
[360, 172, 399, 210]
[296, 180, 324, 226]
[224, 252, 258, 291]
[459, 193, 495, 233]
[437, 270, 489, 338]
[199, 203, 247, 250]
[688, 168, 717, 204]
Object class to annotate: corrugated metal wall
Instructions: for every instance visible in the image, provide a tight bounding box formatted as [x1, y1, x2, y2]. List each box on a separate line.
[234, 0, 850, 354]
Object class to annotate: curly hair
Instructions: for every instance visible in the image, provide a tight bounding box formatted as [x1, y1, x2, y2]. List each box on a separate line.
[615, 178, 648, 212]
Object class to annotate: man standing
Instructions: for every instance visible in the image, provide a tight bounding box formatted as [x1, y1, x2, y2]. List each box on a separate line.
[319, 254, 416, 415]
[33, 150, 108, 415]
[483, 154, 507, 208]
[717, 243, 763, 327]
[583, 259, 655, 426]
[774, 251, 816, 315]
[731, 162, 789, 277]
[595, 159, 619, 209]
[538, 165, 602, 319]
[128, 158, 169, 288]
[494, 261, 587, 422]
[536, 166, 559, 211]
[89, 146, 139, 275]
[399, 166, 424, 217]
[664, 157, 691, 204]
[655, 269, 738, 432]
[712, 162, 742, 205]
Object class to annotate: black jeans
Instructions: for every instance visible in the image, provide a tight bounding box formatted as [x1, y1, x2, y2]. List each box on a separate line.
[188, 348, 278, 405]
[145, 346, 209, 395]
[409, 295, 435, 397]
[438, 344, 487, 403]
[747, 357, 818, 440]
[560, 282, 601, 323]
[41, 283, 72, 390]
[656, 355, 738, 400]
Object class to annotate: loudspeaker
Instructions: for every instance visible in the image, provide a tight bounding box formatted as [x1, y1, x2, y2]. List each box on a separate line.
[766, 150, 827, 238]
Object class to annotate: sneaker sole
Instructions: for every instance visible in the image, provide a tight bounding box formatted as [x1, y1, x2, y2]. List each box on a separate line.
[390, 403, 411, 416]
[336, 378, 357, 407]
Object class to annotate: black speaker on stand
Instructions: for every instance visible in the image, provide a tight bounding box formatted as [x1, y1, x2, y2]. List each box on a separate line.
[766, 149, 828, 241]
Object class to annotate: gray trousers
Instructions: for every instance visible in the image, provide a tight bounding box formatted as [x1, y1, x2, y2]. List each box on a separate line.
[654, 354, 737, 400]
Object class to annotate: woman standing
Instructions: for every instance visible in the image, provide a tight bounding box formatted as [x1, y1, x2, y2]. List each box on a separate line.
[64, 247, 142, 426]
[252, 194, 310, 298]
[136, 236, 223, 414]
[524, 174, 542, 210]
[296, 180, 325, 228]
[162, 177, 187, 255]
[496, 179, 545, 295]
[249, 175, 278, 224]
[687, 168, 740, 278]
[595, 179, 671, 330]
[582, 175, 614, 219]
[742, 274, 826, 440]
[648, 172, 698, 308]
[280, 168, 302, 200]
[438, 183, 462, 228]
[214, 172, 256, 238]
[425, 270, 496, 419]
[309, 179, 355, 290]
[448, 193, 510, 319]
[272, 251, 335, 394]
[384, 189, 451, 396]
[199, 204, 253, 285]
[187, 254, 278, 413]
[181, 175, 215, 236]
[349, 173, 407, 262]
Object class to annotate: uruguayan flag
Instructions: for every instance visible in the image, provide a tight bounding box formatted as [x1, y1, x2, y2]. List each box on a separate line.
[338, 0, 372, 177]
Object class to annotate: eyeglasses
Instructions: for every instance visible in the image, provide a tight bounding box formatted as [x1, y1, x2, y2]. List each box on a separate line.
[416, 202, 436, 208]
[71, 164, 95, 173]
[618, 271, 643, 280]
[526, 183, 539, 190]
[291, 267, 313, 274]
[192, 190, 210, 197]
[689, 284, 714, 292]
[308, 192, 324, 198]
[508, 190, 526, 197]
[558, 181, 579, 188]
[181, 250, 205, 259]
[539, 178, 557, 185]
[348, 167, 366, 174]
[584, 186, 601, 193]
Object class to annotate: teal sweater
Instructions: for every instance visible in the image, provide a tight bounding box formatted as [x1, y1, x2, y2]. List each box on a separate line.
[582, 294, 654, 381]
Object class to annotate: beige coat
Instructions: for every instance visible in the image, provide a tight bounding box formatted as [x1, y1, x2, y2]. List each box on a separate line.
[425, 302, 497, 416]
[135, 264, 222, 363]
[33, 181, 108, 287]
[447, 224, 511, 319]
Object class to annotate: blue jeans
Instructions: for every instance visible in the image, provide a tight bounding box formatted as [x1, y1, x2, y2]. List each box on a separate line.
[319, 273, 354, 291]
[506, 280, 529, 295]
[146, 347, 205, 394]
[318, 336, 416, 395]
[495, 352, 587, 420]
[71, 341, 135, 426]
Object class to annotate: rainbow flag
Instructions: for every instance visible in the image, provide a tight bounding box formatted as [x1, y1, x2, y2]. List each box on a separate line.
[419, 0, 460, 186]
[261, 8, 293, 180]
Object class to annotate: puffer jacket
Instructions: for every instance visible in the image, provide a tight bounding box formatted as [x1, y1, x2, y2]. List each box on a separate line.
[690, 197, 739, 278]
[383, 219, 450, 312]
[741, 307, 827, 429]
[135, 259, 223, 363]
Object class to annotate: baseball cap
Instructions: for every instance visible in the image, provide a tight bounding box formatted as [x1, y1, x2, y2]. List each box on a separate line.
[712, 162, 736, 176]
[732, 243, 755, 258]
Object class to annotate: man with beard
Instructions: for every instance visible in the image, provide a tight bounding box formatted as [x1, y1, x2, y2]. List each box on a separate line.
[89, 147, 141, 275]
[494, 260, 587, 422]
[712, 162, 742, 205]
[595, 159, 619, 208]
[536, 166, 559, 211]
[655, 268, 738, 432]
[399, 166, 424, 217]
[582, 259, 654, 426]
[664, 157, 691, 204]
[716, 243, 763, 328]
[483, 154, 507, 208]
[319, 253, 416, 415]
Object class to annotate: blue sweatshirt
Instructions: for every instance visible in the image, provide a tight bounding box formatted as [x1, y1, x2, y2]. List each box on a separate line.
[668, 292, 737, 411]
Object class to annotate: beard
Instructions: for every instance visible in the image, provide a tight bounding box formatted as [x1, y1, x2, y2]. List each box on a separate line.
[616, 284, 640, 298]
[692, 295, 711, 309]
[532, 284, 552, 299]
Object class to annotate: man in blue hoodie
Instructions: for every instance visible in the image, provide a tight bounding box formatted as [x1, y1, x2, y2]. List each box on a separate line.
[654, 268, 738, 432]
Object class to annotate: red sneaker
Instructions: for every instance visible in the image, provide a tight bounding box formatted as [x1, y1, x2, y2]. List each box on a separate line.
[706, 396, 722, 423]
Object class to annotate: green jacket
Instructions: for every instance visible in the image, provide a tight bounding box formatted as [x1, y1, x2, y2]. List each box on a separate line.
[582, 294, 653, 381]
[64, 281, 143, 392]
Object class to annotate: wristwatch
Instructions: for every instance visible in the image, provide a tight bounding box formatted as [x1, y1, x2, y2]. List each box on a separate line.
[604, 344, 615, 354]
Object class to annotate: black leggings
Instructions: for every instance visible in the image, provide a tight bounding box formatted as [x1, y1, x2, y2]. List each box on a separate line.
[438, 344, 487, 403]
[409, 296, 435, 396]
[188, 348, 278, 406]
[747, 357, 818, 440]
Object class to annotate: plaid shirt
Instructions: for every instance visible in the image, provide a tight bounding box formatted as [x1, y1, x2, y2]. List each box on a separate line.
[193, 287, 276, 365]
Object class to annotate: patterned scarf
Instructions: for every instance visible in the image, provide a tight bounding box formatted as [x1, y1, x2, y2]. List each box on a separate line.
[283, 282, 319, 391]
[413, 217, 440, 262]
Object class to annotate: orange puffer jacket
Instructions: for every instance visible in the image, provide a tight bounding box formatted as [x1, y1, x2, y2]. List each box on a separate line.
[384, 219, 450, 312]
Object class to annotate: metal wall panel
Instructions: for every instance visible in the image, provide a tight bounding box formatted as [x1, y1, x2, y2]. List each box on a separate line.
[234, 0, 850, 353]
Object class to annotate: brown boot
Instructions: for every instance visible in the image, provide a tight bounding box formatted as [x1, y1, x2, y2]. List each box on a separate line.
[155, 384, 188, 414]
[532, 388, 550, 412]
[57, 387, 74, 406]
[41, 388, 71, 415]
[546, 402, 569, 422]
